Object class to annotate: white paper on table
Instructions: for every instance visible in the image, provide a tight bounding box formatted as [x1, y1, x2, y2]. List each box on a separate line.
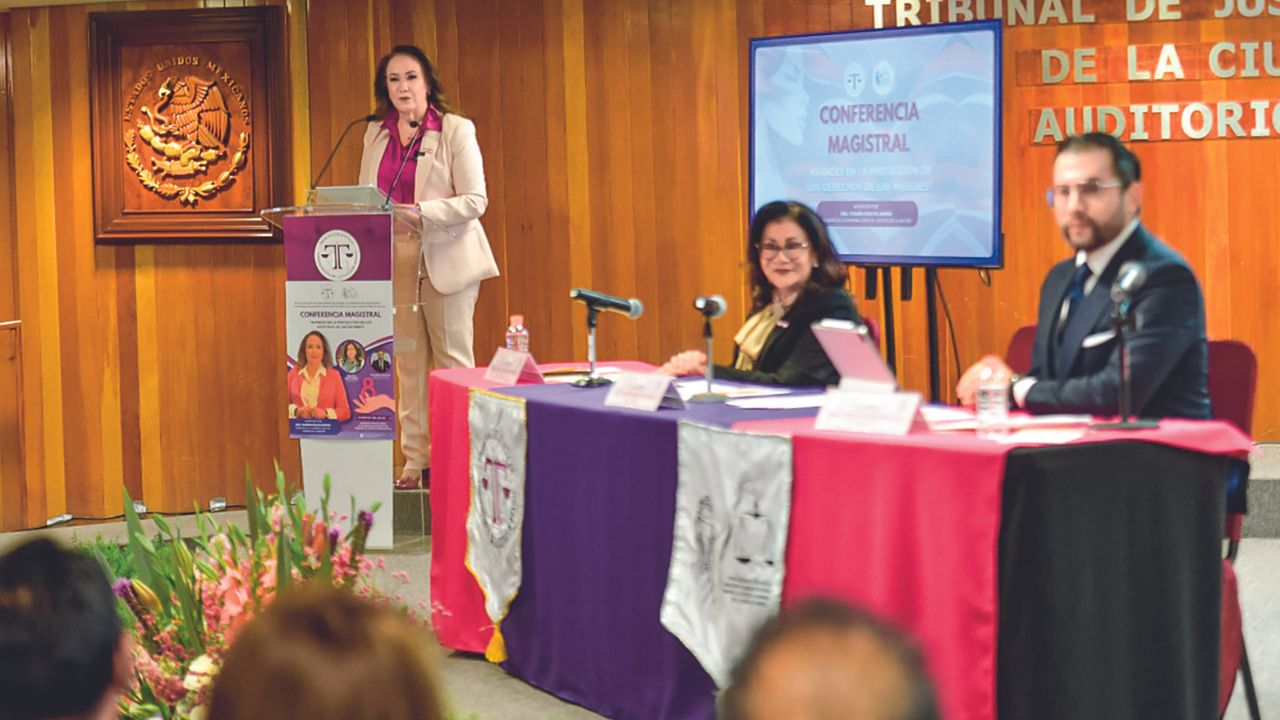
[994, 427, 1088, 444]
[541, 366, 626, 384]
[727, 394, 827, 410]
[1007, 414, 1093, 429]
[921, 404, 978, 430]
[674, 379, 791, 402]
[922, 407, 1093, 433]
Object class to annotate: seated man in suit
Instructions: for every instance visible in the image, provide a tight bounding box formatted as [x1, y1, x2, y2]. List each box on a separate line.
[957, 133, 1209, 419]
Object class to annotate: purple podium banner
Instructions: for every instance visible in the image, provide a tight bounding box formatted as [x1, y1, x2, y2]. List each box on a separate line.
[284, 214, 395, 440]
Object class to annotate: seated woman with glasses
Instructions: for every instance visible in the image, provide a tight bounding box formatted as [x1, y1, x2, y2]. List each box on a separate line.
[660, 200, 860, 386]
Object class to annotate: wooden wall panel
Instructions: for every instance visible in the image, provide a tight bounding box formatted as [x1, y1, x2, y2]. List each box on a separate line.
[4, 0, 300, 530]
[0, 11, 25, 530]
[12, 6, 63, 527]
[4, 0, 1278, 528]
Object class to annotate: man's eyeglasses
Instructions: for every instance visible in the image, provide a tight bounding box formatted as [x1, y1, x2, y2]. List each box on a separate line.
[757, 241, 811, 260]
[1045, 179, 1125, 207]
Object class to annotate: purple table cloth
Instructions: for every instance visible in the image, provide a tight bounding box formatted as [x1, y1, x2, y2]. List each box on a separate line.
[494, 382, 820, 720]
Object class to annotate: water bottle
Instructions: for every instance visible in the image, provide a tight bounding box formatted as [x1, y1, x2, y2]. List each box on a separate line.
[505, 314, 530, 353]
[975, 365, 1010, 438]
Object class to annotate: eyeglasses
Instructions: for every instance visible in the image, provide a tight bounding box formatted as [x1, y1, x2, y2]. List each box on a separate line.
[757, 241, 811, 260]
[1045, 179, 1124, 207]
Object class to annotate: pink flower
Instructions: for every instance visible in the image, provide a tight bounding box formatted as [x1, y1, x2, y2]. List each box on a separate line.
[134, 647, 188, 705]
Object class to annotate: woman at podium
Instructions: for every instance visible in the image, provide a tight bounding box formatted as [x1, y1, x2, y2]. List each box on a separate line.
[358, 45, 499, 490]
[661, 201, 859, 386]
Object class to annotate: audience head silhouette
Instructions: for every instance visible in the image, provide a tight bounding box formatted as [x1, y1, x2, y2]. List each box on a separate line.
[0, 538, 130, 720]
[208, 583, 445, 720]
[721, 599, 940, 720]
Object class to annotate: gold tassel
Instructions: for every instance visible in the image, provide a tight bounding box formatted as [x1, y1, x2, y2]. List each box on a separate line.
[484, 625, 508, 663]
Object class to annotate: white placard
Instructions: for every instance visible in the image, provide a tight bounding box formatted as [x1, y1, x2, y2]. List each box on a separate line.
[604, 372, 686, 412]
[483, 348, 544, 386]
[815, 388, 922, 436]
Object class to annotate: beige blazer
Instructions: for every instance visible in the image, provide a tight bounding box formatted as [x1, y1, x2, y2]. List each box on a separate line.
[358, 114, 500, 295]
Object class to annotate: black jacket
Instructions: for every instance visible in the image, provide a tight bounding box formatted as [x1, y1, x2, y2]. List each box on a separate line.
[715, 287, 860, 387]
[1026, 224, 1210, 419]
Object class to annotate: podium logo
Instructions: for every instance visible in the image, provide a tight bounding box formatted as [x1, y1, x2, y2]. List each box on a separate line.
[314, 230, 361, 281]
[122, 55, 251, 206]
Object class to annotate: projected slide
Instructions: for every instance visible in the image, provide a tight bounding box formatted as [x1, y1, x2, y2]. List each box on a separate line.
[751, 22, 1002, 267]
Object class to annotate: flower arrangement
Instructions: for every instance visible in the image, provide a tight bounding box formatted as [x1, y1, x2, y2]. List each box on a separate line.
[107, 470, 392, 720]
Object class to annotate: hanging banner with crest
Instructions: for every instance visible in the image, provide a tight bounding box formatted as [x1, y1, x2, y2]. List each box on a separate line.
[465, 389, 528, 663]
[661, 422, 794, 688]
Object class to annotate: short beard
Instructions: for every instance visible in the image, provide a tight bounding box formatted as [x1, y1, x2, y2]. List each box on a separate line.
[1061, 217, 1117, 252]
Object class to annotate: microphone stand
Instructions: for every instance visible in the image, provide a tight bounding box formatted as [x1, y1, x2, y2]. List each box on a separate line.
[1091, 298, 1157, 430]
[689, 314, 728, 403]
[572, 305, 612, 387]
[381, 119, 423, 210]
[311, 113, 376, 189]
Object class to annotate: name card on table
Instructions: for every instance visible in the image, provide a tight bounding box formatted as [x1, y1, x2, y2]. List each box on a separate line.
[604, 372, 687, 412]
[815, 388, 922, 437]
[484, 348, 545, 385]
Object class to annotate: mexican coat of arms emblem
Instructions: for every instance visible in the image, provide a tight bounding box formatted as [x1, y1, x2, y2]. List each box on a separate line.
[123, 55, 252, 206]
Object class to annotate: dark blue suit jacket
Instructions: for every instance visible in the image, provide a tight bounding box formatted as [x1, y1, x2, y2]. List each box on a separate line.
[1025, 224, 1210, 419]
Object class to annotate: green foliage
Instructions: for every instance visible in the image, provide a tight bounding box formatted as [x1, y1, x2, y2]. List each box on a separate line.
[76, 534, 140, 581]
[113, 469, 383, 720]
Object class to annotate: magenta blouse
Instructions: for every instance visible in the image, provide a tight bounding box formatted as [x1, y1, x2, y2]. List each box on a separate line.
[376, 106, 443, 204]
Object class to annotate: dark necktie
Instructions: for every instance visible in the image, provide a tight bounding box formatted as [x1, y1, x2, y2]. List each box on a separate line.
[1057, 263, 1092, 343]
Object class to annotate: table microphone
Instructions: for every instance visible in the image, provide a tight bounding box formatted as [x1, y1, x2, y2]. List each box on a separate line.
[1110, 261, 1148, 302]
[569, 288, 644, 319]
[1093, 259, 1157, 430]
[693, 295, 726, 318]
[689, 294, 727, 403]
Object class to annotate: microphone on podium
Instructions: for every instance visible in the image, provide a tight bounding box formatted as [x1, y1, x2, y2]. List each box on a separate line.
[311, 113, 378, 189]
[382, 119, 424, 209]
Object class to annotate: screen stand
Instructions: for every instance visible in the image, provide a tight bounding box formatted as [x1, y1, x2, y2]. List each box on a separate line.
[879, 266, 897, 373]
[925, 268, 941, 402]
